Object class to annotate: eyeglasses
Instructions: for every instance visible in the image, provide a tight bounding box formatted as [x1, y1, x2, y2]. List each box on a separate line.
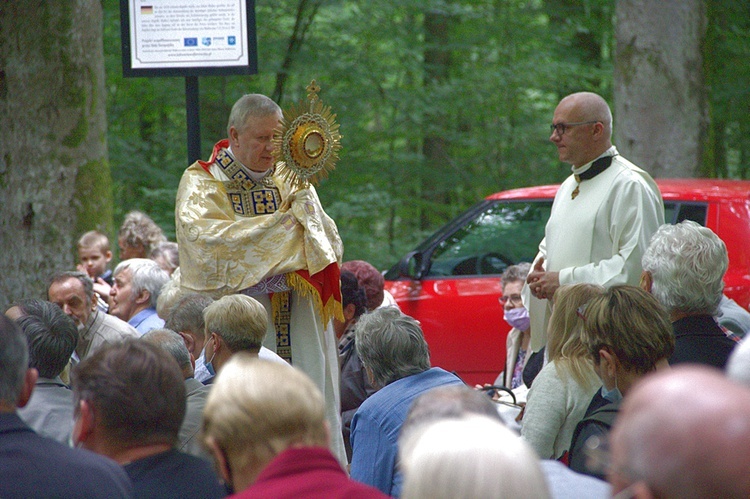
[550, 121, 599, 136]
[499, 294, 523, 306]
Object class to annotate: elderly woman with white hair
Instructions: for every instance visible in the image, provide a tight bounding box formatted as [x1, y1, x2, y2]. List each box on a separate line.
[399, 415, 550, 499]
[641, 220, 739, 368]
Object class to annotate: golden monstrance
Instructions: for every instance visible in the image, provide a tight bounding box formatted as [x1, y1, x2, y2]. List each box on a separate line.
[273, 80, 342, 189]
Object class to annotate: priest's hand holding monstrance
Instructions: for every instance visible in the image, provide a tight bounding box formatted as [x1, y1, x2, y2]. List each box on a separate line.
[273, 80, 342, 211]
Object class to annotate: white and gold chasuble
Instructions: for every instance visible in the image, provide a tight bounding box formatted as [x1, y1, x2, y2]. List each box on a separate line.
[176, 141, 343, 302]
[175, 140, 346, 464]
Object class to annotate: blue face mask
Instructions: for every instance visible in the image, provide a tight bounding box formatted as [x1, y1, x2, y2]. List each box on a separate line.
[601, 384, 622, 403]
[205, 357, 216, 377]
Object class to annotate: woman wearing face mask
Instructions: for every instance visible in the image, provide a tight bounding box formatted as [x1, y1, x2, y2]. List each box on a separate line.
[520, 283, 605, 461]
[496, 263, 533, 390]
[568, 285, 674, 479]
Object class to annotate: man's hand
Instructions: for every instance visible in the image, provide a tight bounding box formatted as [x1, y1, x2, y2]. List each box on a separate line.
[279, 187, 312, 213]
[526, 257, 560, 300]
[278, 191, 297, 212]
[93, 278, 111, 300]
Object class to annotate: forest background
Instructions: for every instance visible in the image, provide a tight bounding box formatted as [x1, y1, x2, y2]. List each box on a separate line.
[1, 0, 749, 307]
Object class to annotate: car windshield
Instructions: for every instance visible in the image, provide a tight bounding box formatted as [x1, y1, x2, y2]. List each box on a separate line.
[426, 201, 553, 277]
[401, 199, 707, 279]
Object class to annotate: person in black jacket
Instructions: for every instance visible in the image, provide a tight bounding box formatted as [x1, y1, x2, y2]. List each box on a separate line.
[335, 271, 373, 461]
[71, 340, 226, 498]
[642, 220, 739, 368]
[0, 314, 133, 498]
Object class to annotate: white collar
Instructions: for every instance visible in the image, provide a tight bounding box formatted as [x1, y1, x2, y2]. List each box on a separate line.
[571, 145, 618, 176]
[227, 146, 273, 181]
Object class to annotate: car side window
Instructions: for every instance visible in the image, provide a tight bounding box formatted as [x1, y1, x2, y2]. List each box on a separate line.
[664, 202, 708, 225]
[426, 201, 553, 277]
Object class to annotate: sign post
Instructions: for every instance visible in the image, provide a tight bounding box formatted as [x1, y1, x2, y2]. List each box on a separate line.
[120, 0, 257, 163]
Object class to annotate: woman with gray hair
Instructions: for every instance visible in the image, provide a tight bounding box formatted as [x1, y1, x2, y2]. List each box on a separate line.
[350, 307, 464, 497]
[118, 210, 167, 260]
[150, 241, 179, 276]
[641, 220, 738, 368]
[497, 262, 532, 389]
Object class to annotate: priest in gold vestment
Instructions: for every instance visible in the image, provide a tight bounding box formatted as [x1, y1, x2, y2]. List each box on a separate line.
[175, 94, 347, 463]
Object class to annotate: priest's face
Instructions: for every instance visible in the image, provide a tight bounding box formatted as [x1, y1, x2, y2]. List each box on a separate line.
[549, 96, 598, 168]
[229, 112, 282, 173]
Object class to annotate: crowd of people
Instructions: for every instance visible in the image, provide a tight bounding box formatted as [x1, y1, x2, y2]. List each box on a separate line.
[2, 90, 750, 499]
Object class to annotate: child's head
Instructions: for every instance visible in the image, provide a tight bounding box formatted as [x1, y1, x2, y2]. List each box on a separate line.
[77, 231, 113, 278]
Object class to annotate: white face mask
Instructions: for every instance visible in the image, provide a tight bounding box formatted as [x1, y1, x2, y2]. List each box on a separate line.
[504, 306, 530, 331]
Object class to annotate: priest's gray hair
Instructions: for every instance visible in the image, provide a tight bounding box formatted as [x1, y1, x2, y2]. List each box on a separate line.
[642, 220, 727, 316]
[355, 307, 430, 388]
[227, 94, 281, 136]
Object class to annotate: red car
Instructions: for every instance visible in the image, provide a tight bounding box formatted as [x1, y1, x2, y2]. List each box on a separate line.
[384, 179, 750, 386]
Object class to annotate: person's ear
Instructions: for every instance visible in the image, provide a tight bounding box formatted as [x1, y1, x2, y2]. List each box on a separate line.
[104, 250, 113, 263]
[343, 303, 356, 322]
[179, 331, 196, 354]
[211, 332, 222, 354]
[640, 270, 653, 293]
[135, 289, 151, 305]
[592, 121, 605, 140]
[206, 436, 233, 486]
[599, 349, 618, 378]
[73, 399, 96, 447]
[17, 368, 38, 408]
[229, 126, 240, 148]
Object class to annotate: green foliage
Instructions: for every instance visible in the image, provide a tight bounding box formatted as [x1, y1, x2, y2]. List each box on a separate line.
[703, 0, 750, 178]
[101, 0, 749, 271]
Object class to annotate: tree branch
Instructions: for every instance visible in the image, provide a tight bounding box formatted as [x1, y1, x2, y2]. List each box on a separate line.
[272, 0, 323, 104]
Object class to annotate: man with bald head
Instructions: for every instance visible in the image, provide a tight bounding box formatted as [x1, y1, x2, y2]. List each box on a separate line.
[609, 366, 750, 498]
[525, 92, 663, 350]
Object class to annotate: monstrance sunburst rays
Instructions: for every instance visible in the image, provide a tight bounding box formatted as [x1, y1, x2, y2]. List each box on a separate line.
[273, 80, 342, 189]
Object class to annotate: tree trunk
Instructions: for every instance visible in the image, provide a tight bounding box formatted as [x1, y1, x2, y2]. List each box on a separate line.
[421, 9, 452, 230]
[613, 0, 707, 178]
[0, 0, 111, 309]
